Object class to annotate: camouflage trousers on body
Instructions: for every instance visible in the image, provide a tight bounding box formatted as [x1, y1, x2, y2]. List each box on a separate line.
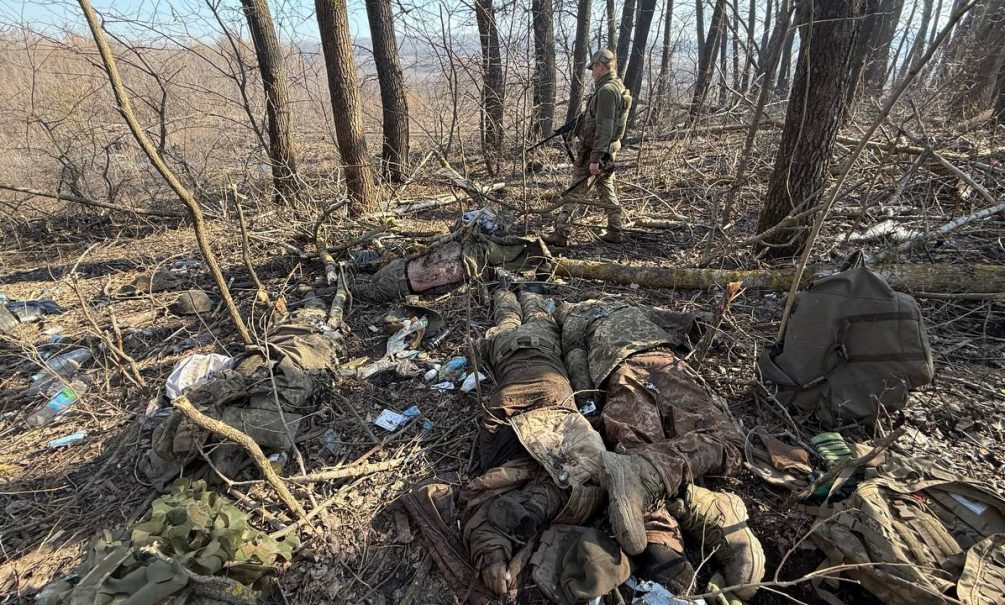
[555, 150, 622, 235]
[602, 350, 744, 495]
[480, 290, 574, 471]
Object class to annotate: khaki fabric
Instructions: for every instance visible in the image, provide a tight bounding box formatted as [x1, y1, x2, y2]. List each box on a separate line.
[810, 453, 1005, 605]
[530, 525, 630, 605]
[510, 407, 605, 490]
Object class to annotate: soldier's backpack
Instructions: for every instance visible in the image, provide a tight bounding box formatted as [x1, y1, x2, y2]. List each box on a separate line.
[757, 256, 934, 427]
[613, 87, 633, 145]
[808, 455, 1005, 605]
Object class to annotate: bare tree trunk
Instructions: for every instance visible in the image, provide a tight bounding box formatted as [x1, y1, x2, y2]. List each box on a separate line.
[774, 11, 796, 94]
[655, 0, 675, 107]
[364, 0, 410, 183]
[695, 0, 706, 54]
[566, 0, 592, 123]
[474, 0, 504, 175]
[624, 0, 659, 125]
[691, 0, 727, 117]
[759, 0, 773, 66]
[904, 0, 934, 76]
[606, 0, 617, 49]
[758, 0, 863, 258]
[846, 0, 882, 104]
[863, 0, 905, 92]
[718, 20, 729, 105]
[316, 0, 377, 215]
[944, 0, 1005, 118]
[532, 0, 558, 136]
[740, 0, 756, 91]
[731, 1, 741, 91]
[239, 0, 301, 205]
[616, 0, 639, 77]
[996, 59, 1005, 122]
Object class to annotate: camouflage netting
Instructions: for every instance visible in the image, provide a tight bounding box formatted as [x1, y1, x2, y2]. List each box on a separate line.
[37, 479, 297, 605]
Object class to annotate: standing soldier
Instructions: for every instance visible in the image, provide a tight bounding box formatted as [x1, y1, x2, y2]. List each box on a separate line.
[544, 49, 632, 246]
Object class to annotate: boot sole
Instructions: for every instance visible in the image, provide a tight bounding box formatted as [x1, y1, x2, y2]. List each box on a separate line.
[601, 452, 648, 555]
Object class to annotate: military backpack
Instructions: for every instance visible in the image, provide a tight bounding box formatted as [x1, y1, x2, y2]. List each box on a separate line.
[757, 257, 934, 427]
[808, 455, 1005, 605]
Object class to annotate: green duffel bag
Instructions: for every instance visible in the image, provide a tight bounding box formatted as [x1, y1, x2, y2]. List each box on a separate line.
[758, 256, 934, 427]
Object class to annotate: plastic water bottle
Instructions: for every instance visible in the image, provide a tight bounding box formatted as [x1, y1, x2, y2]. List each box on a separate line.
[29, 348, 92, 396]
[386, 316, 429, 357]
[439, 357, 467, 381]
[27, 380, 88, 427]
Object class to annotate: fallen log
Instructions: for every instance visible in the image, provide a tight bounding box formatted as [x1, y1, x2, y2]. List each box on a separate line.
[544, 257, 1005, 294]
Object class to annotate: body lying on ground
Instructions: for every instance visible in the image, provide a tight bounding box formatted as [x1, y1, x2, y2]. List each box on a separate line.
[406, 289, 766, 603]
[350, 233, 548, 303]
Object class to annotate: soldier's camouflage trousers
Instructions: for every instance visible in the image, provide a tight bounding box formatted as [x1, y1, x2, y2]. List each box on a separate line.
[555, 146, 622, 235]
[479, 290, 573, 471]
[602, 350, 744, 495]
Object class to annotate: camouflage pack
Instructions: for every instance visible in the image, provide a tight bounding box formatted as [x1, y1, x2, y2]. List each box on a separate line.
[808, 455, 1005, 604]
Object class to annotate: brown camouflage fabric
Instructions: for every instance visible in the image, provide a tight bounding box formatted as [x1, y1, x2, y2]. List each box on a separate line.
[602, 350, 743, 496]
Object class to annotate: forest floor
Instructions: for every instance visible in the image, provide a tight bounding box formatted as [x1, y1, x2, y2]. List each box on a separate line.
[1, 123, 1004, 604]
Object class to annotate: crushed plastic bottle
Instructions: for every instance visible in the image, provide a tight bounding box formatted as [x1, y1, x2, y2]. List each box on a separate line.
[48, 431, 87, 449]
[386, 316, 429, 357]
[27, 380, 88, 427]
[29, 348, 92, 396]
[438, 356, 467, 381]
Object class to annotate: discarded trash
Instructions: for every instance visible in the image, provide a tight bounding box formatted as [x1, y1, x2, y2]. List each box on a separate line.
[626, 577, 701, 605]
[460, 371, 487, 392]
[358, 358, 423, 381]
[423, 368, 439, 382]
[374, 406, 420, 431]
[579, 400, 597, 415]
[28, 381, 88, 427]
[5, 299, 67, 323]
[431, 381, 455, 391]
[460, 207, 500, 234]
[268, 451, 288, 473]
[165, 354, 234, 400]
[29, 347, 92, 395]
[386, 316, 429, 357]
[320, 428, 343, 456]
[425, 327, 452, 349]
[439, 356, 467, 381]
[0, 304, 17, 333]
[48, 431, 87, 449]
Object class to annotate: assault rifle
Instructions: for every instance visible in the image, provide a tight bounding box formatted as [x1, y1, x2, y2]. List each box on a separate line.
[524, 115, 580, 162]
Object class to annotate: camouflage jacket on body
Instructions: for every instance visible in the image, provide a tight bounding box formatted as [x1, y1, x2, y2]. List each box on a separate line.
[577, 72, 631, 164]
[557, 299, 699, 396]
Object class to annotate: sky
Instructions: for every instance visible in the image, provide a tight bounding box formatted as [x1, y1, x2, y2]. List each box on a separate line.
[0, 0, 374, 44]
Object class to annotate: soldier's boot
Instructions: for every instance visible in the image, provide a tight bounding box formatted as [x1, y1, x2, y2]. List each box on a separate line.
[598, 451, 666, 555]
[600, 211, 624, 244]
[668, 485, 765, 601]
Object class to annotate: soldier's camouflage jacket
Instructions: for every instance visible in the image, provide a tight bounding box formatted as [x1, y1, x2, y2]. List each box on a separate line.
[557, 299, 700, 397]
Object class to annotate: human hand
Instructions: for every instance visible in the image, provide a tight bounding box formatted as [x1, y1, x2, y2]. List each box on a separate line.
[481, 553, 512, 595]
[589, 162, 601, 176]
